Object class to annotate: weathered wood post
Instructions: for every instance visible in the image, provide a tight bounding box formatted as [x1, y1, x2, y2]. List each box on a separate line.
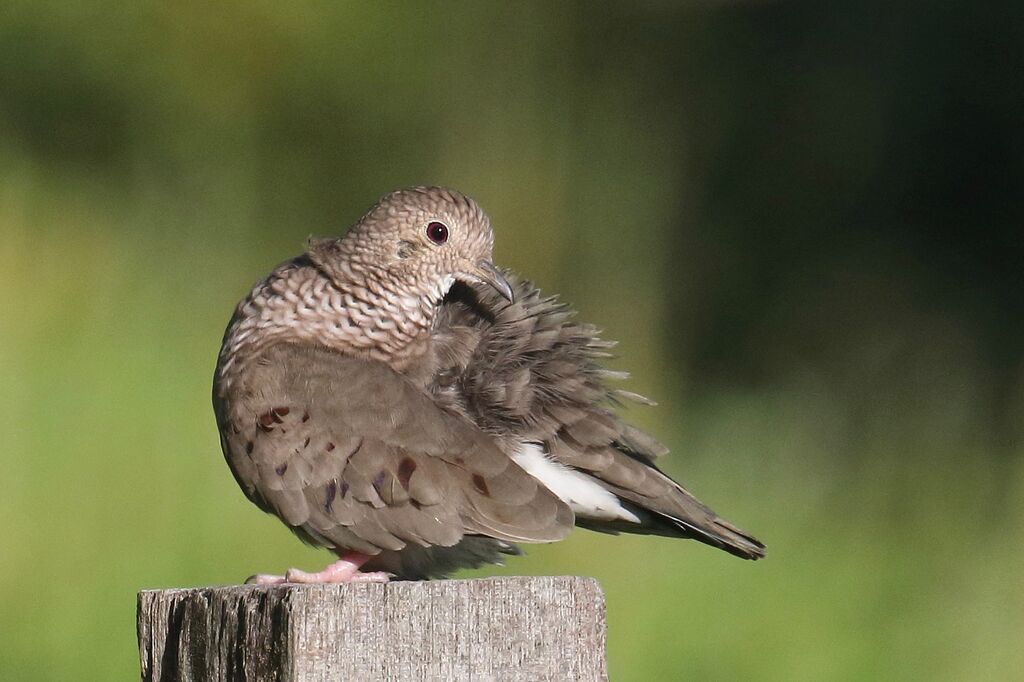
[138, 576, 606, 681]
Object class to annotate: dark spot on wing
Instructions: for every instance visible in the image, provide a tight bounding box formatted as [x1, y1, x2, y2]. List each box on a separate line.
[326, 442, 335, 452]
[397, 457, 417, 491]
[324, 480, 337, 512]
[340, 481, 350, 498]
[275, 463, 288, 476]
[257, 411, 275, 431]
[472, 473, 490, 497]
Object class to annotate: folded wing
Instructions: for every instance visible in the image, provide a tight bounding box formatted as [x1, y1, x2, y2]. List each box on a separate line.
[215, 343, 574, 556]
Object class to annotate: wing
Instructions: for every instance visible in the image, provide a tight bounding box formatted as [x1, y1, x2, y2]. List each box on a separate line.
[433, 278, 766, 560]
[215, 343, 573, 556]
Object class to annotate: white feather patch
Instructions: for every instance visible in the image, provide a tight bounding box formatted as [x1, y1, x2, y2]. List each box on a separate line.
[512, 442, 640, 523]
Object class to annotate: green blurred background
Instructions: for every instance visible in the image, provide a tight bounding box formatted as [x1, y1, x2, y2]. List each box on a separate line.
[2, 1, 1022, 679]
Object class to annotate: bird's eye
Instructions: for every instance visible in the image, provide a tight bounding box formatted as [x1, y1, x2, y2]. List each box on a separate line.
[426, 221, 449, 245]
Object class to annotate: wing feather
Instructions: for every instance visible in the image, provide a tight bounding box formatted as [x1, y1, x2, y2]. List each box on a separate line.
[215, 343, 573, 555]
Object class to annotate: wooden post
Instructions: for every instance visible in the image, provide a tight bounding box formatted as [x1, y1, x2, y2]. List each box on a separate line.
[138, 576, 606, 681]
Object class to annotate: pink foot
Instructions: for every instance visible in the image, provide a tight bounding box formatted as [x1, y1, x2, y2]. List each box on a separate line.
[246, 553, 390, 585]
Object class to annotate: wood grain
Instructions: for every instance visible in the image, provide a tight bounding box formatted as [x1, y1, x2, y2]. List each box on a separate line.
[138, 576, 606, 681]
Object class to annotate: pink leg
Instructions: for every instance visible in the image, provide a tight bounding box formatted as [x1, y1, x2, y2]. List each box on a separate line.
[247, 552, 390, 585]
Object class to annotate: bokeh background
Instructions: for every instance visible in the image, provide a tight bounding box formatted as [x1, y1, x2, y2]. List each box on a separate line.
[2, 1, 1022, 679]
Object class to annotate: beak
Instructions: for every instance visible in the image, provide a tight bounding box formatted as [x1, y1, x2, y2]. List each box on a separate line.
[472, 260, 515, 303]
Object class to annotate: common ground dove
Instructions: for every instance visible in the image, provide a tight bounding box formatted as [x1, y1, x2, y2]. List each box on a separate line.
[213, 187, 765, 583]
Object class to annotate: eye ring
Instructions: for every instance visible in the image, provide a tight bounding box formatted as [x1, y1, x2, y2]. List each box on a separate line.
[426, 221, 449, 245]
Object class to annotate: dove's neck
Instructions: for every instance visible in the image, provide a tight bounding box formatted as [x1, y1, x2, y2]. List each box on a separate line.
[327, 263, 456, 364]
[216, 259, 452, 391]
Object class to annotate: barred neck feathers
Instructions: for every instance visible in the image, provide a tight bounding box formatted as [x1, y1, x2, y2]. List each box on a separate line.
[216, 186, 512, 392]
[215, 258, 452, 391]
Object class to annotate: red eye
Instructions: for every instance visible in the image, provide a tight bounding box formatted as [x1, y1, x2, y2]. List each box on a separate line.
[426, 221, 449, 244]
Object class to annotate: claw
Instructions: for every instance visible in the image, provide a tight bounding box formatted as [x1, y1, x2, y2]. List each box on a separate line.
[247, 573, 287, 585]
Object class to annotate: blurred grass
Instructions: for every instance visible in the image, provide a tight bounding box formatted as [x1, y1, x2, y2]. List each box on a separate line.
[1, 2, 1022, 680]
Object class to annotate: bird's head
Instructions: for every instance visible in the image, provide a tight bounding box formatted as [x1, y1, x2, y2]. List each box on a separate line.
[309, 186, 513, 305]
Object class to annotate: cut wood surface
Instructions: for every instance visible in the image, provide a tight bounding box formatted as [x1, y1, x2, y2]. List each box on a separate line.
[138, 576, 607, 681]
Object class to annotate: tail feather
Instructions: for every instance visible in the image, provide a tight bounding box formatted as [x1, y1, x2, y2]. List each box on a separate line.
[578, 496, 766, 560]
[571, 453, 767, 560]
[666, 511, 766, 560]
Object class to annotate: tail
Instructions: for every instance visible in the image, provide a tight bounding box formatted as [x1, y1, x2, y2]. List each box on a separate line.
[578, 479, 767, 560]
[563, 443, 767, 560]
[698, 517, 766, 560]
[649, 496, 767, 560]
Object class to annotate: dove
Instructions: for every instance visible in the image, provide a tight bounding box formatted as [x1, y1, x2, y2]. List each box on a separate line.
[213, 186, 764, 584]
